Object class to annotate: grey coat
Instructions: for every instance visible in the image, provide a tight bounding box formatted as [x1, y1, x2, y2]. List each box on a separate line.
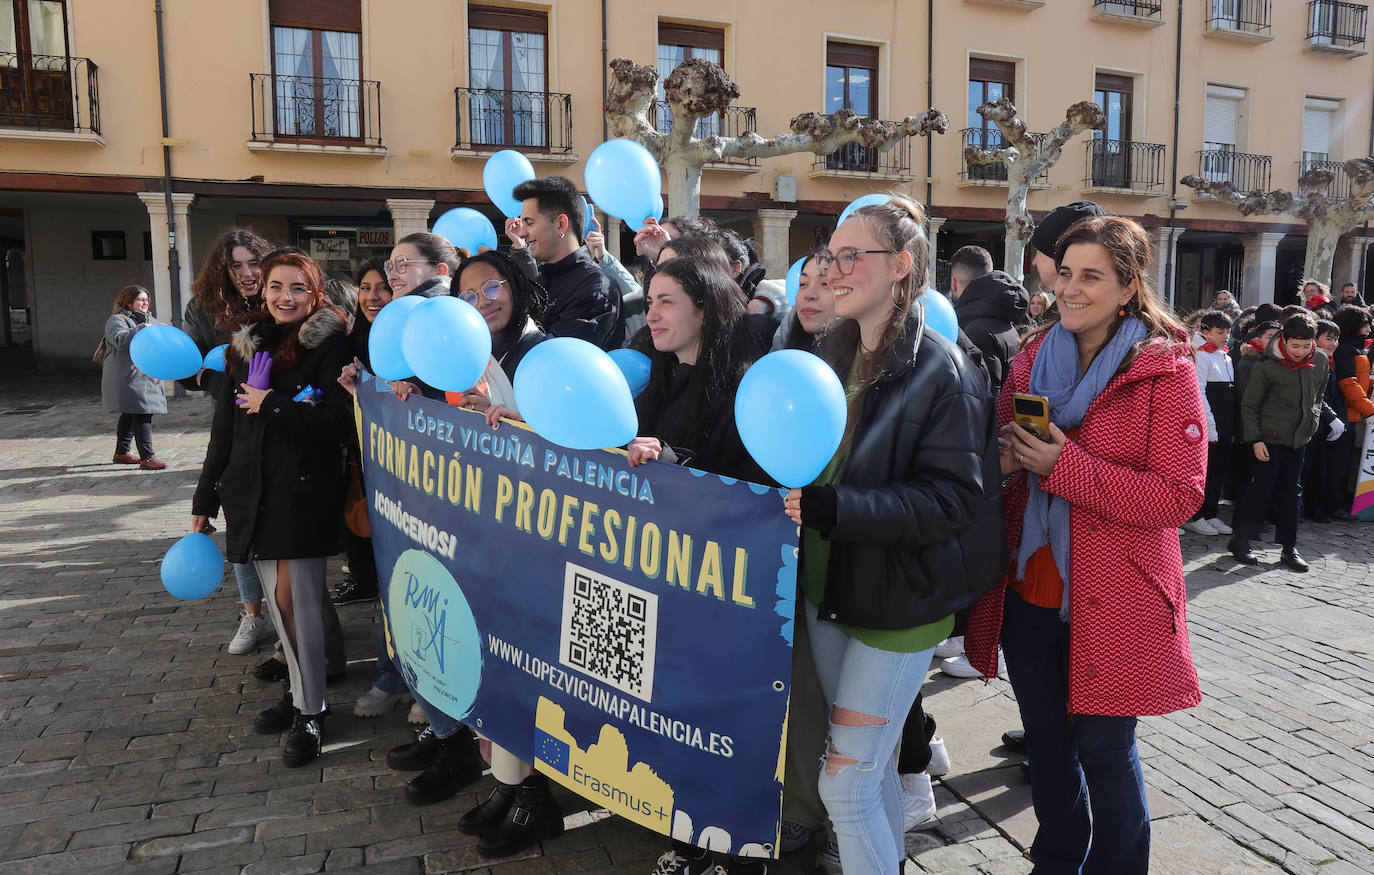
[101, 312, 168, 415]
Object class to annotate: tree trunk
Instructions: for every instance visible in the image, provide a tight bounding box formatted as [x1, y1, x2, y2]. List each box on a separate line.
[663, 151, 705, 219]
[1003, 165, 1032, 281]
[1304, 217, 1340, 286]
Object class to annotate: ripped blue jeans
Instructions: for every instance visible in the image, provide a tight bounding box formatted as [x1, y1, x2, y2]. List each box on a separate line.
[805, 600, 933, 875]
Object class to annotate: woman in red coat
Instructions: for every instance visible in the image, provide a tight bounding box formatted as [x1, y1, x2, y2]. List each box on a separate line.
[966, 216, 1205, 874]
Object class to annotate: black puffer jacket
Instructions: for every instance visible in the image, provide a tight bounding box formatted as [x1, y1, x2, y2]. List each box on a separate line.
[192, 307, 354, 563]
[811, 306, 1006, 630]
[954, 270, 1027, 394]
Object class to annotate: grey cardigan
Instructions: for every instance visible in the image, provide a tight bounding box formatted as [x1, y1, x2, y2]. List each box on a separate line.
[101, 312, 168, 415]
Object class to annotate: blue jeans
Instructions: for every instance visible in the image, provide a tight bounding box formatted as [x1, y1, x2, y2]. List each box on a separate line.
[1001, 588, 1150, 875]
[806, 600, 932, 875]
[233, 562, 262, 604]
[375, 619, 408, 695]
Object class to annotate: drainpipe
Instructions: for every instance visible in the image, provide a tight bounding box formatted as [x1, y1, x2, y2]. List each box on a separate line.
[1161, 0, 1183, 307]
[925, 0, 934, 214]
[1362, 44, 1374, 289]
[154, 0, 182, 331]
[601, 0, 609, 143]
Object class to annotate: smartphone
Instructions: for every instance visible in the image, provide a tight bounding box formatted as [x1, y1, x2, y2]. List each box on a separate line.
[1012, 393, 1053, 442]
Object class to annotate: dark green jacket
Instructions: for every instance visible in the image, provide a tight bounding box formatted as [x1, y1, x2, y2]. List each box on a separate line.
[1240, 338, 1330, 447]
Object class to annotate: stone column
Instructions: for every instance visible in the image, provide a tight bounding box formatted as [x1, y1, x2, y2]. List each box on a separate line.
[926, 216, 946, 290]
[137, 192, 196, 330]
[604, 215, 623, 261]
[752, 208, 798, 279]
[1150, 226, 1185, 307]
[386, 198, 435, 240]
[1241, 231, 1285, 306]
[1333, 236, 1369, 291]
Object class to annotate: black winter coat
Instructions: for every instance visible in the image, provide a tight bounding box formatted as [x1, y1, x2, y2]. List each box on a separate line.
[954, 270, 1027, 394]
[813, 307, 1006, 630]
[192, 307, 354, 564]
[539, 248, 624, 351]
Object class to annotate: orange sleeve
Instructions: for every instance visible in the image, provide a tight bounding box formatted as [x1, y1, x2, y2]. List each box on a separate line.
[1340, 377, 1374, 421]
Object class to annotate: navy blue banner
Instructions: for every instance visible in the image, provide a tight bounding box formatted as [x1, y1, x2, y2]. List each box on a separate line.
[355, 370, 798, 857]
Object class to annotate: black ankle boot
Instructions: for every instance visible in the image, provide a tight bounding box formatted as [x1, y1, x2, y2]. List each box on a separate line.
[254, 688, 295, 734]
[458, 781, 518, 836]
[477, 773, 564, 857]
[404, 728, 484, 805]
[282, 712, 324, 767]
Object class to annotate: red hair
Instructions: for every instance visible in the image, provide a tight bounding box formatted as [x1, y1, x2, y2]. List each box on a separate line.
[237, 252, 335, 369]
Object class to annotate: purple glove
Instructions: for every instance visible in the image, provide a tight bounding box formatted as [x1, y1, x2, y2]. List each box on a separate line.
[236, 351, 273, 407]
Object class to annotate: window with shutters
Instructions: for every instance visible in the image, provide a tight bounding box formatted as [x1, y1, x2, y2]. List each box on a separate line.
[266, 0, 363, 141]
[466, 5, 549, 148]
[965, 58, 1016, 181]
[1201, 85, 1244, 184]
[1302, 98, 1338, 164]
[655, 22, 725, 137]
[825, 41, 879, 171]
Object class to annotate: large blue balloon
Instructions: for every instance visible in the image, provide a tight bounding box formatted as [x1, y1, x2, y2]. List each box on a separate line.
[735, 350, 847, 488]
[369, 295, 427, 381]
[161, 532, 224, 600]
[924, 290, 960, 342]
[202, 343, 228, 371]
[482, 150, 536, 218]
[585, 139, 662, 229]
[433, 207, 498, 254]
[607, 348, 651, 398]
[129, 324, 202, 381]
[784, 257, 806, 305]
[513, 338, 638, 450]
[401, 296, 492, 393]
[836, 192, 892, 228]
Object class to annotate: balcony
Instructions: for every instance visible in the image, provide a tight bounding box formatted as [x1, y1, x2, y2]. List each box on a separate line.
[1306, 1, 1368, 55]
[1195, 149, 1272, 192]
[964, 0, 1045, 8]
[249, 73, 383, 156]
[1299, 159, 1354, 200]
[649, 101, 758, 167]
[1205, 0, 1274, 42]
[959, 127, 1050, 186]
[452, 88, 573, 160]
[1092, 0, 1166, 27]
[811, 125, 913, 180]
[1083, 138, 1167, 194]
[0, 53, 101, 143]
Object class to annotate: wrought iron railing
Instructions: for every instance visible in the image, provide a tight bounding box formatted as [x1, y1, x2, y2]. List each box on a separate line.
[454, 87, 572, 154]
[1084, 138, 1167, 191]
[649, 101, 758, 165]
[250, 73, 381, 146]
[1308, 0, 1368, 48]
[959, 127, 1050, 183]
[815, 125, 913, 177]
[1093, 0, 1164, 18]
[1196, 148, 1271, 191]
[1206, 0, 1273, 34]
[0, 53, 99, 133]
[1299, 159, 1354, 200]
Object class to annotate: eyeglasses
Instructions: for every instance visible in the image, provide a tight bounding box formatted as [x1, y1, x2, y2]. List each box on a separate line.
[384, 257, 437, 276]
[816, 248, 896, 277]
[457, 278, 507, 304]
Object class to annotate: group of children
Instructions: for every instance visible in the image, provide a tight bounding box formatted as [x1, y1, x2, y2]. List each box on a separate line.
[1183, 290, 1373, 570]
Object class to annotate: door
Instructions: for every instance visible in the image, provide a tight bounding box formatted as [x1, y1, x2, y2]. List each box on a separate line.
[468, 5, 548, 149]
[1093, 73, 1134, 187]
[0, 0, 73, 129]
[825, 41, 878, 171]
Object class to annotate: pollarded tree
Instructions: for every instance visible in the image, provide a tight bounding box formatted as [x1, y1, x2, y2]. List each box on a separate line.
[605, 57, 948, 219]
[1181, 158, 1374, 287]
[962, 98, 1106, 281]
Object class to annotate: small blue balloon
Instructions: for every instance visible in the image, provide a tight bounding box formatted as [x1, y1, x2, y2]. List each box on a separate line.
[514, 338, 638, 450]
[401, 296, 492, 393]
[784, 257, 807, 305]
[924, 290, 960, 342]
[837, 193, 892, 228]
[161, 532, 224, 600]
[608, 348, 652, 397]
[129, 324, 202, 381]
[580, 196, 596, 238]
[369, 295, 427, 381]
[735, 350, 847, 488]
[433, 207, 498, 254]
[483, 150, 536, 218]
[202, 344, 228, 371]
[585, 138, 662, 228]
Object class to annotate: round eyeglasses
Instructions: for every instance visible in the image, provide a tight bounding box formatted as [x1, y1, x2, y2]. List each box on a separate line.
[457, 278, 507, 304]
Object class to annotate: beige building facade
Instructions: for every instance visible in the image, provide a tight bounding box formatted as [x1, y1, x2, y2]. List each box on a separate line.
[2, 0, 1372, 365]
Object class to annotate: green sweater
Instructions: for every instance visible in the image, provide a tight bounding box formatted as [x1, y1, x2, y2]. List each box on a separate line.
[1240, 340, 1329, 448]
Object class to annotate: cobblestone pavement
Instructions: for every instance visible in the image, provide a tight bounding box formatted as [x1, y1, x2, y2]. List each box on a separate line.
[2, 368, 1372, 875]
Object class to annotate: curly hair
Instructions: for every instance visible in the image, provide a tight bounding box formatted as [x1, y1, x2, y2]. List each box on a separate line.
[454, 250, 550, 360]
[191, 228, 271, 333]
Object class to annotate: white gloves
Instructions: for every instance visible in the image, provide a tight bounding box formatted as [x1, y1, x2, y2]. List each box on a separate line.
[1327, 418, 1347, 441]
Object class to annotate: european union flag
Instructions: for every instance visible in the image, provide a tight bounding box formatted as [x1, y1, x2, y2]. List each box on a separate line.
[534, 729, 570, 774]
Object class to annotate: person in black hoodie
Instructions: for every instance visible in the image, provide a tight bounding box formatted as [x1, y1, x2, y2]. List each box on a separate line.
[949, 245, 1029, 394]
[191, 251, 354, 767]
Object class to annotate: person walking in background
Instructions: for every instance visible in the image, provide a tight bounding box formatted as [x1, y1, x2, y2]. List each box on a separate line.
[102, 285, 167, 471]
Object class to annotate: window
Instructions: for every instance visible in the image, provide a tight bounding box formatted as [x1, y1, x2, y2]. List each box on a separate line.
[268, 0, 362, 140]
[825, 41, 879, 170]
[0, 0, 74, 128]
[1302, 97, 1338, 164]
[1091, 72, 1135, 187]
[656, 22, 724, 137]
[966, 58, 1015, 180]
[467, 5, 548, 148]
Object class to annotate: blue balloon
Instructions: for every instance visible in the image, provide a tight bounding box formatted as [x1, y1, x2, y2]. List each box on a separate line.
[401, 296, 492, 393]
[735, 350, 847, 488]
[202, 344, 228, 371]
[129, 324, 202, 381]
[607, 348, 652, 397]
[585, 138, 662, 228]
[837, 193, 892, 228]
[369, 295, 427, 381]
[784, 257, 807, 305]
[161, 532, 224, 600]
[923, 290, 960, 342]
[513, 338, 638, 450]
[482, 150, 536, 218]
[432, 207, 498, 254]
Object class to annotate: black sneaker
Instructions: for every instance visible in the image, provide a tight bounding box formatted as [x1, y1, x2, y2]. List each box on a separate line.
[330, 573, 378, 606]
[387, 725, 440, 771]
[254, 656, 288, 682]
[476, 773, 564, 856]
[254, 690, 295, 734]
[1001, 729, 1027, 753]
[282, 712, 324, 767]
[404, 729, 485, 806]
[1280, 549, 1310, 573]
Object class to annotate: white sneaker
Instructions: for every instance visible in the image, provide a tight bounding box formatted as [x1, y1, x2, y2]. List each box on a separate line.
[1207, 517, 1233, 535]
[228, 612, 273, 655]
[1182, 517, 1219, 536]
[927, 736, 951, 777]
[940, 648, 1005, 679]
[900, 772, 938, 831]
[813, 839, 842, 875]
[354, 685, 408, 718]
[407, 701, 428, 725]
[933, 635, 964, 660]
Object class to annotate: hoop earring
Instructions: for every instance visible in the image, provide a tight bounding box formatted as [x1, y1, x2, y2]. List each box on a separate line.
[891, 282, 899, 303]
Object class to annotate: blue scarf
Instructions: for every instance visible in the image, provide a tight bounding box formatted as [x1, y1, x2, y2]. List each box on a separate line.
[1016, 317, 1148, 618]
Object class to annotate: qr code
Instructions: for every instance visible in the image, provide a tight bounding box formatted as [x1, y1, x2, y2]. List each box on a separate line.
[558, 563, 658, 701]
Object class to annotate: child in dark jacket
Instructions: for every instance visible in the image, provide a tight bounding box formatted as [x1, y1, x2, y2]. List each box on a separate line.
[1331, 305, 1374, 513]
[1302, 320, 1352, 521]
[1184, 310, 1236, 536]
[1230, 313, 1331, 572]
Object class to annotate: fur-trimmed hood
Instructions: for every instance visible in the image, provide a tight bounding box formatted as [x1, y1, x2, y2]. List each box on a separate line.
[229, 306, 348, 363]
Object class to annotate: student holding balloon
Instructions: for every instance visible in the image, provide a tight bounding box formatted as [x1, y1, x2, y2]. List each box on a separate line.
[378, 232, 462, 402]
[102, 284, 167, 470]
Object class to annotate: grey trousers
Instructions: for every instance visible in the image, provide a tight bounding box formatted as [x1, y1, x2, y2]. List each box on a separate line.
[256, 557, 330, 716]
[783, 586, 830, 831]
